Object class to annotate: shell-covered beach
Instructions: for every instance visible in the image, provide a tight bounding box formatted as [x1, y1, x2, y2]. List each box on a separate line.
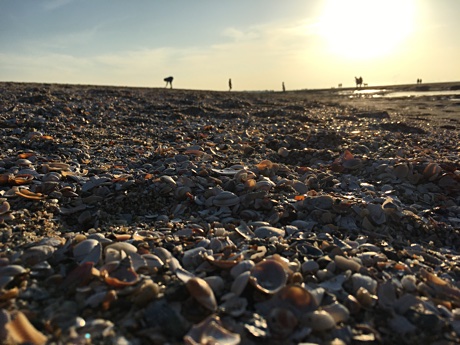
[1, 82, 460, 344]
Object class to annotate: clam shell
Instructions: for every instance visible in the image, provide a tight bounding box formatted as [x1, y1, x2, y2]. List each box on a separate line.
[249, 259, 287, 294]
[253, 226, 285, 238]
[186, 277, 217, 311]
[212, 191, 240, 207]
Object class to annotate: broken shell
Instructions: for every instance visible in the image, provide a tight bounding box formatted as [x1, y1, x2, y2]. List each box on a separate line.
[5, 311, 48, 345]
[184, 315, 240, 345]
[101, 256, 140, 288]
[15, 188, 45, 200]
[186, 277, 218, 311]
[249, 259, 288, 294]
[73, 239, 101, 264]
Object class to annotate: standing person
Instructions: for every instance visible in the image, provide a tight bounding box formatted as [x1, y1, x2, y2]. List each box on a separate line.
[229, 78, 232, 91]
[282, 82, 286, 92]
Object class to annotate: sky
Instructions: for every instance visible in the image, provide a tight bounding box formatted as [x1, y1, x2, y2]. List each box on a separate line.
[1, 0, 459, 91]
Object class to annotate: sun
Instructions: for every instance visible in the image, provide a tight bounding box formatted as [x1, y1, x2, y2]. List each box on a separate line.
[318, 0, 415, 60]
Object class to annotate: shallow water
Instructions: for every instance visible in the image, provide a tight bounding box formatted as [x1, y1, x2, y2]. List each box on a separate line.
[348, 89, 460, 98]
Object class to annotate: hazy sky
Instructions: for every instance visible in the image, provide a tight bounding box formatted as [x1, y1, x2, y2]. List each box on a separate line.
[1, 0, 459, 90]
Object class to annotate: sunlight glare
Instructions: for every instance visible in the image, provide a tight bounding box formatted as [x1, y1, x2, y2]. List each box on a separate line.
[318, 0, 415, 60]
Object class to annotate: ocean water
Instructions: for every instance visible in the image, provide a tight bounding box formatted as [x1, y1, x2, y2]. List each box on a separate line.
[347, 89, 460, 99]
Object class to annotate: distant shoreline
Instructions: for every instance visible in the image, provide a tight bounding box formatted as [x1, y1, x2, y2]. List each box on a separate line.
[1, 80, 460, 94]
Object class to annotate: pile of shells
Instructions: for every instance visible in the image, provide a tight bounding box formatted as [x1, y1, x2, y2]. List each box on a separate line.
[0, 82, 459, 344]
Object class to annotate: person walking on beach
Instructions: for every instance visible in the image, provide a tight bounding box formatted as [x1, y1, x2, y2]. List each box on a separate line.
[282, 82, 286, 92]
[229, 78, 232, 91]
[164, 76, 173, 89]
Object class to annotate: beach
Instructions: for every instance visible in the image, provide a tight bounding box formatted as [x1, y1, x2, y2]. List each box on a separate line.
[1, 81, 459, 344]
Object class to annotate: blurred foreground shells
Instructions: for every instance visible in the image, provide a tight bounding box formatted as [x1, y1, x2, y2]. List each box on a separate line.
[0, 82, 459, 344]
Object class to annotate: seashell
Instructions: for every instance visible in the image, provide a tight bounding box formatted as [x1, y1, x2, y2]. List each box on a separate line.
[142, 254, 164, 270]
[268, 307, 298, 338]
[249, 259, 288, 294]
[423, 162, 442, 181]
[322, 302, 350, 324]
[301, 310, 336, 332]
[175, 186, 192, 200]
[5, 311, 47, 345]
[184, 315, 240, 345]
[186, 277, 217, 311]
[301, 260, 320, 274]
[182, 246, 210, 270]
[15, 188, 45, 200]
[355, 287, 378, 308]
[230, 260, 255, 279]
[367, 203, 386, 225]
[104, 242, 137, 259]
[21, 245, 55, 266]
[253, 226, 285, 239]
[130, 279, 160, 306]
[276, 285, 318, 315]
[256, 159, 273, 170]
[61, 262, 97, 291]
[388, 314, 417, 335]
[234, 221, 255, 239]
[213, 191, 240, 207]
[204, 276, 225, 297]
[393, 163, 409, 179]
[231, 271, 250, 296]
[101, 256, 140, 288]
[220, 295, 248, 317]
[351, 273, 378, 294]
[255, 178, 275, 191]
[319, 272, 349, 292]
[277, 147, 290, 157]
[73, 239, 101, 264]
[334, 255, 362, 273]
[0, 264, 28, 277]
[401, 275, 417, 292]
[0, 201, 11, 214]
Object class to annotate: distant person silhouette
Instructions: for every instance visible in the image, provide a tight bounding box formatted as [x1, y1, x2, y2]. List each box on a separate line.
[355, 76, 363, 88]
[229, 78, 232, 91]
[164, 76, 173, 89]
[282, 82, 286, 92]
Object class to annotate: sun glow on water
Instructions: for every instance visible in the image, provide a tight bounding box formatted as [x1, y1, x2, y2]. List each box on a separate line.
[318, 0, 416, 60]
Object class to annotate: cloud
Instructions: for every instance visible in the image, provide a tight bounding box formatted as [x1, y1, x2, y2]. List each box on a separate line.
[42, 0, 75, 11]
[222, 27, 260, 42]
